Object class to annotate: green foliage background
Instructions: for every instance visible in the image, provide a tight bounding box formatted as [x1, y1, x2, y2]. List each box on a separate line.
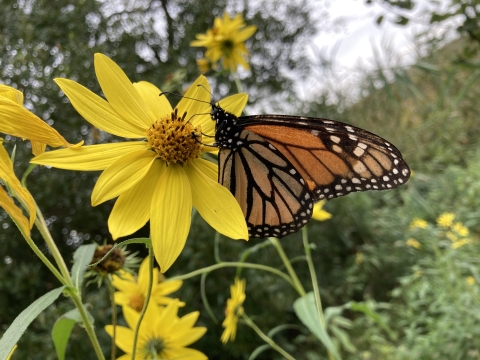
[1, 0, 480, 359]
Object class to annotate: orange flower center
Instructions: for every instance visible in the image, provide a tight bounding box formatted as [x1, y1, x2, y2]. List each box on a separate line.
[129, 294, 145, 312]
[146, 109, 202, 165]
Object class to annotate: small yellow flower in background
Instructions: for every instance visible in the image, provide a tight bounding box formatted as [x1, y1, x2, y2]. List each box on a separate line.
[446, 231, 458, 242]
[451, 239, 469, 249]
[437, 212, 455, 228]
[452, 222, 469, 237]
[6, 345, 17, 360]
[221, 277, 246, 344]
[355, 251, 364, 265]
[112, 256, 184, 311]
[191, 13, 257, 72]
[312, 200, 332, 222]
[414, 270, 423, 277]
[409, 218, 428, 230]
[406, 238, 421, 249]
[105, 301, 207, 360]
[196, 58, 216, 74]
[0, 141, 36, 237]
[0, 84, 72, 155]
[467, 276, 475, 285]
[32, 53, 249, 272]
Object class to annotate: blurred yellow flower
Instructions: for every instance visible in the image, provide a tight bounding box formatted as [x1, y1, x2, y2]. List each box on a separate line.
[446, 231, 458, 242]
[105, 301, 207, 360]
[355, 252, 364, 264]
[414, 270, 423, 277]
[452, 222, 469, 237]
[191, 13, 257, 72]
[32, 53, 248, 272]
[196, 58, 215, 74]
[451, 239, 469, 249]
[406, 238, 421, 249]
[112, 256, 185, 311]
[221, 278, 246, 343]
[437, 212, 455, 228]
[467, 276, 475, 285]
[409, 218, 428, 229]
[0, 84, 72, 155]
[311, 200, 332, 222]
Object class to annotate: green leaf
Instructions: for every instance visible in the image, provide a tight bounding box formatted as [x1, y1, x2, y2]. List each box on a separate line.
[52, 308, 87, 360]
[376, 15, 384, 25]
[71, 244, 96, 291]
[249, 344, 271, 360]
[293, 292, 341, 360]
[330, 325, 357, 354]
[0, 286, 65, 359]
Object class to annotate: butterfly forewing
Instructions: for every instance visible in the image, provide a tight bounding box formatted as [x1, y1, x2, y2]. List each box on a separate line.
[241, 115, 410, 201]
[218, 129, 314, 238]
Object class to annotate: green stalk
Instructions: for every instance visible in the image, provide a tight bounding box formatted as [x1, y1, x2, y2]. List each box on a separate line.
[302, 227, 325, 326]
[167, 262, 294, 287]
[269, 238, 306, 296]
[132, 247, 154, 359]
[242, 313, 295, 360]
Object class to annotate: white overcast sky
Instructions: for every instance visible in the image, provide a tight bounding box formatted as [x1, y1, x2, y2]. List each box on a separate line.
[300, 0, 457, 100]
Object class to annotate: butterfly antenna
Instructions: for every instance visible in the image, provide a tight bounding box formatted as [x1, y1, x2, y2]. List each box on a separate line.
[159, 91, 211, 105]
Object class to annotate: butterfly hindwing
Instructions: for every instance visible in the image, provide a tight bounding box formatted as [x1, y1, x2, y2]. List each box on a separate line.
[218, 129, 314, 239]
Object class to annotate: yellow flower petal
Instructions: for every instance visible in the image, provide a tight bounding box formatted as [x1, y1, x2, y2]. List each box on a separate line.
[150, 164, 192, 273]
[133, 81, 173, 119]
[0, 97, 70, 148]
[0, 186, 31, 237]
[218, 93, 248, 116]
[312, 200, 332, 222]
[109, 162, 165, 239]
[185, 158, 248, 240]
[55, 78, 146, 138]
[137, 256, 159, 295]
[105, 325, 134, 354]
[92, 149, 156, 206]
[163, 347, 207, 360]
[94, 53, 156, 129]
[32, 142, 149, 171]
[177, 76, 211, 123]
[0, 85, 23, 104]
[0, 144, 35, 229]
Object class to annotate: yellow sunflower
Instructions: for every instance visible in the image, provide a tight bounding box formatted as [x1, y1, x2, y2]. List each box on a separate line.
[221, 277, 246, 343]
[191, 13, 257, 72]
[105, 301, 207, 360]
[113, 256, 185, 311]
[31, 53, 248, 272]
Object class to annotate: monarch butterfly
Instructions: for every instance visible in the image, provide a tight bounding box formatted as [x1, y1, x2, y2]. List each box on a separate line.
[211, 103, 410, 239]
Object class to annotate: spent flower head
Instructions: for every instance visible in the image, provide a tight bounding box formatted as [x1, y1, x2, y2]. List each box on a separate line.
[31, 53, 248, 272]
[191, 13, 257, 73]
[105, 301, 207, 360]
[221, 277, 246, 343]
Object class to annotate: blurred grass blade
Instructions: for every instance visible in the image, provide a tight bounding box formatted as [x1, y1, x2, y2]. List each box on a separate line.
[293, 292, 341, 360]
[249, 344, 271, 360]
[71, 244, 96, 291]
[0, 286, 65, 359]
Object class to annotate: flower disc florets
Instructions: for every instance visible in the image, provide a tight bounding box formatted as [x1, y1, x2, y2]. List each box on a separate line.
[146, 109, 202, 165]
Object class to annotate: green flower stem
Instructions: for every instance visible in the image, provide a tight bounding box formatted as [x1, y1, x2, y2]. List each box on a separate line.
[132, 246, 154, 359]
[107, 279, 118, 360]
[242, 313, 295, 360]
[19, 166, 104, 358]
[302, 227, 325, 327]
[269, 238, 306, 296]
[236, 238, 272, 278]
[168, 262, 295, 287]
[68, 288, 106, 360]
[34, 204, 71, 280]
